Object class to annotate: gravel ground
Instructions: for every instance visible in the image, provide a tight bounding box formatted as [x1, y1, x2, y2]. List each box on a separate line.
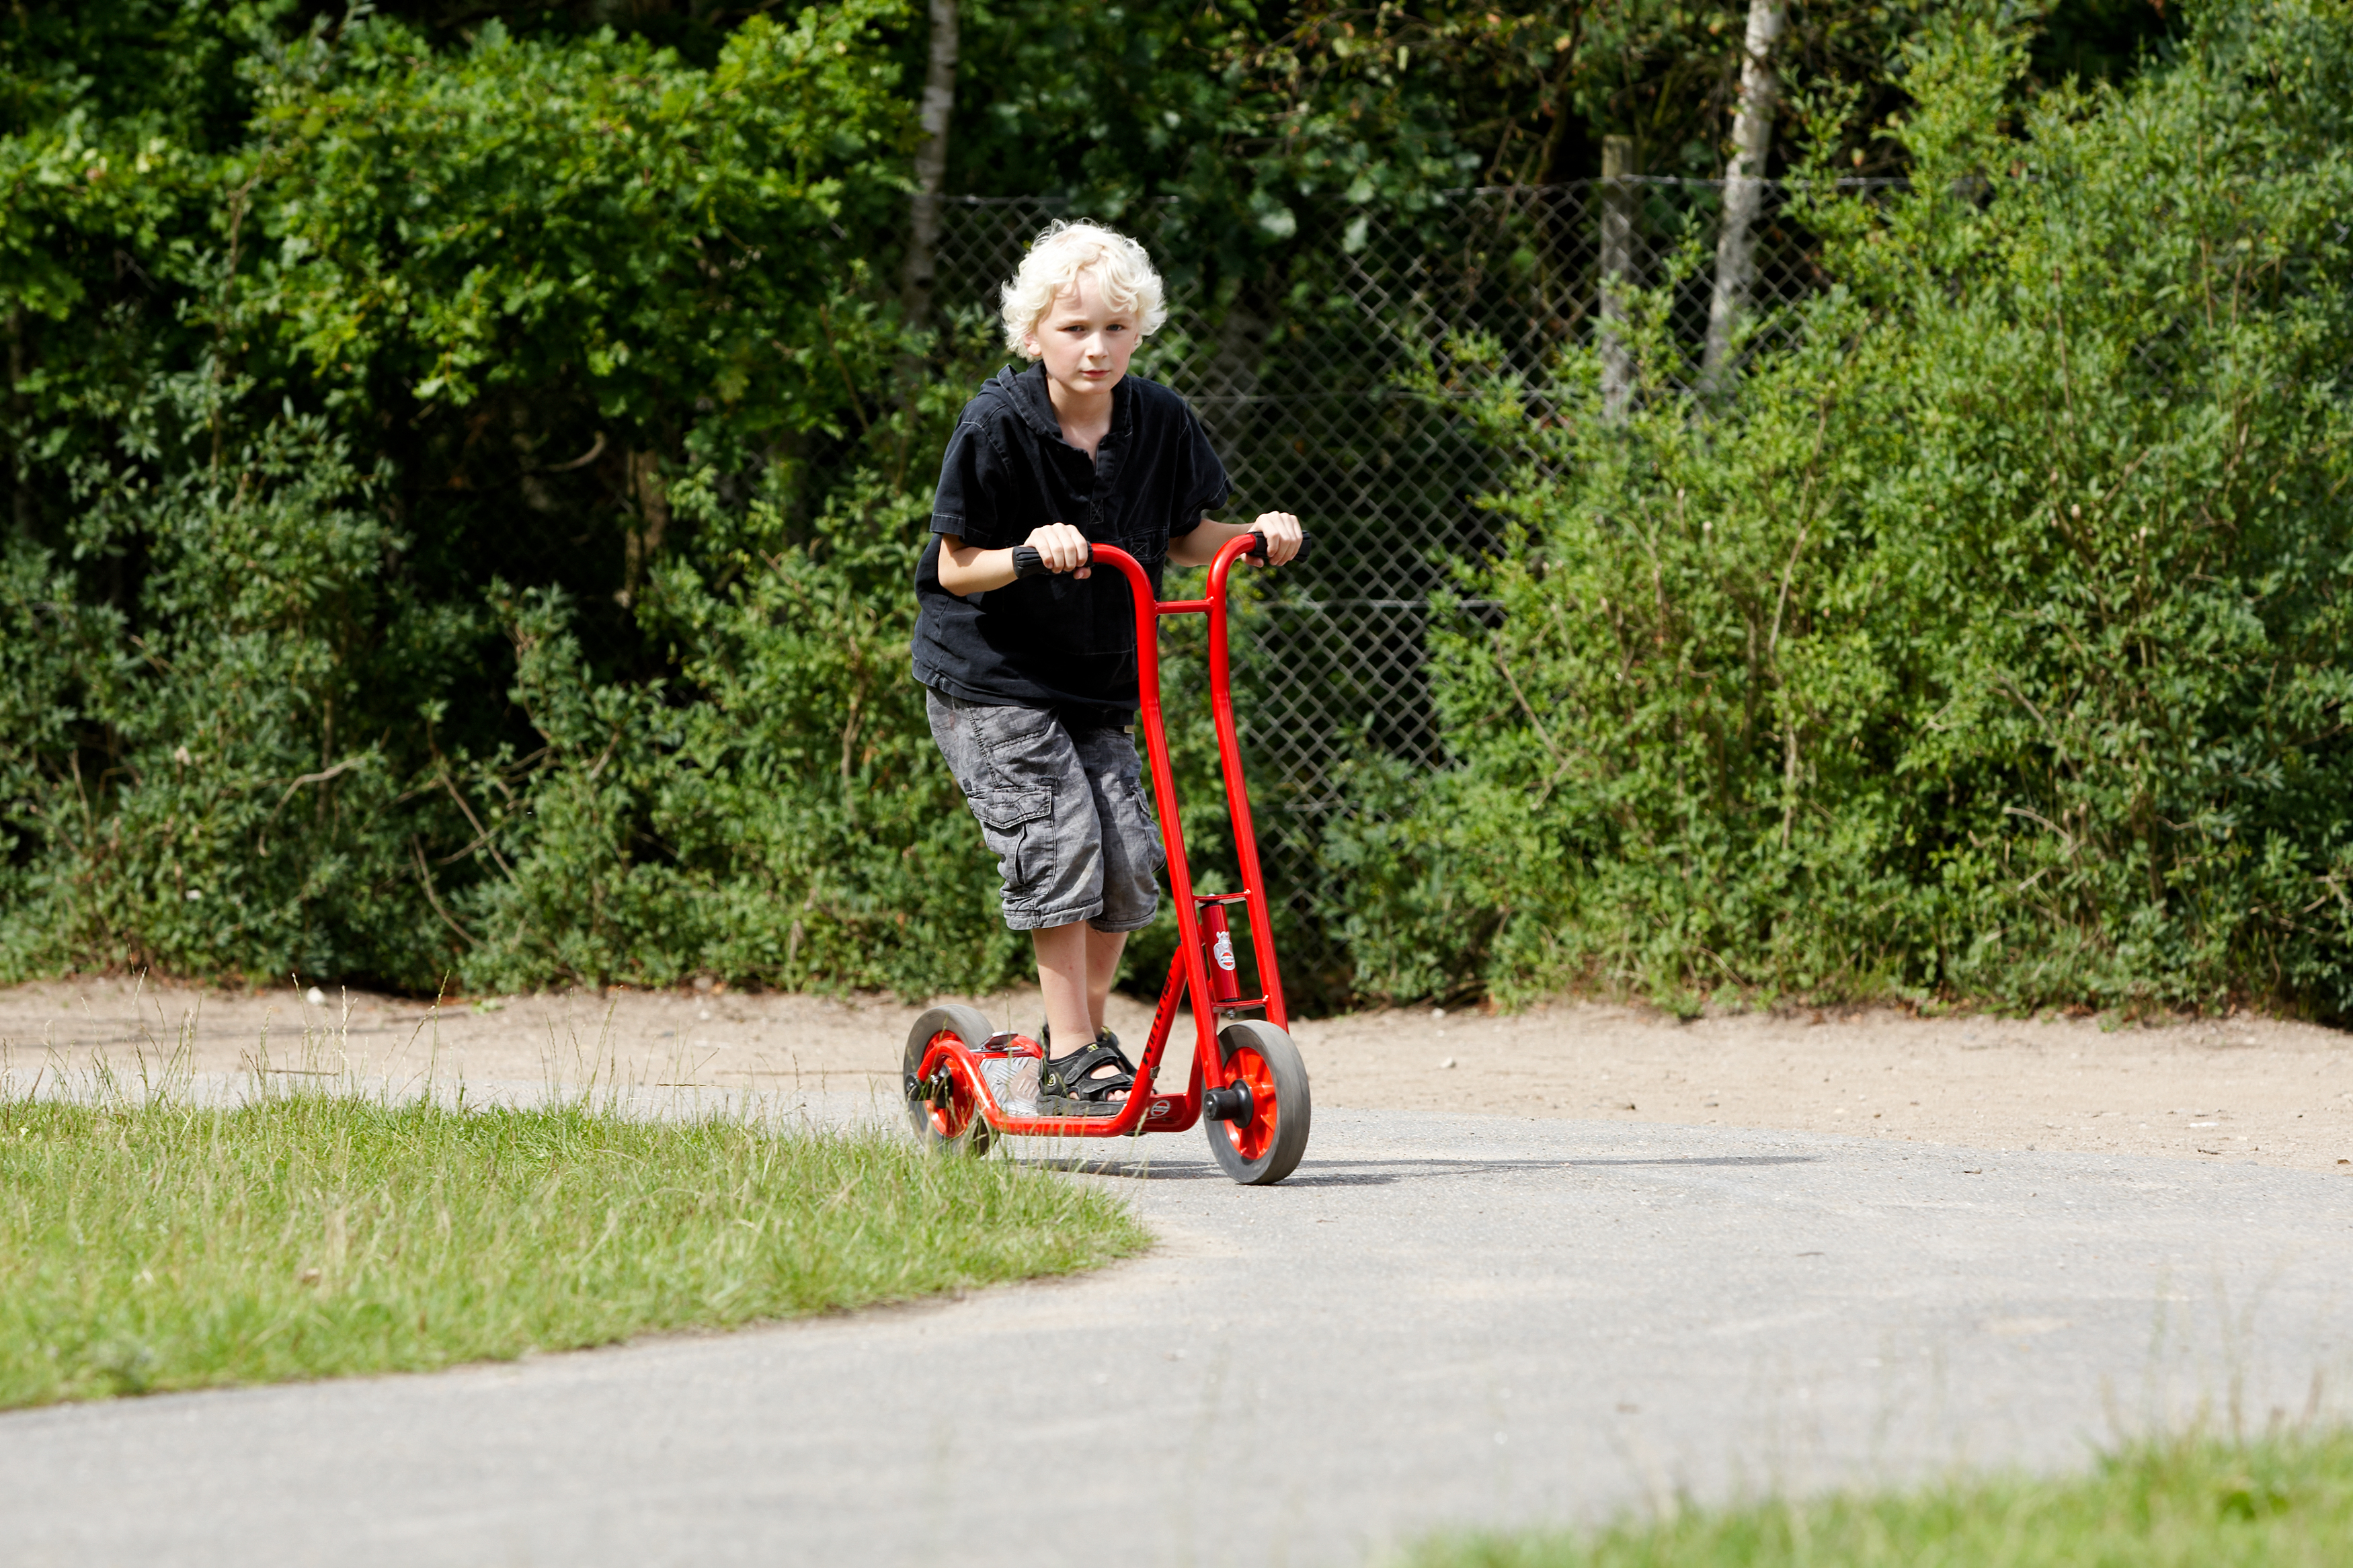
[2, 976, 2346, 1171]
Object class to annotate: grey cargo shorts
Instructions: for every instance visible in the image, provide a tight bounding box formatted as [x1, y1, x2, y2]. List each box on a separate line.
[926, 690, 1165, 933]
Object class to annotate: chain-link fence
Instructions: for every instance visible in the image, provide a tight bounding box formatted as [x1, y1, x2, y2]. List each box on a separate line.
[933, 180, 1827, 997]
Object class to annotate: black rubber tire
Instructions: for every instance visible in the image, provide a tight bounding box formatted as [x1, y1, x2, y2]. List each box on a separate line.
[903, 1004, 1000, 1158]
[1205, 1019, 1312, 1186]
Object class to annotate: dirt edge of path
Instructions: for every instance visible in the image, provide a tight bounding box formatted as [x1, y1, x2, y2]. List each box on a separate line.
[2, 977, 2346, 1174]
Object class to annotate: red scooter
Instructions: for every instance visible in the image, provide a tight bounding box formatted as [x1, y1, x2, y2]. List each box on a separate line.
[904, 531, 1312, 1186]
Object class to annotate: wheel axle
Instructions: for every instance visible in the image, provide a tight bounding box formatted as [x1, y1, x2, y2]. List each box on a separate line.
[1203, 1081, 1254, 1122]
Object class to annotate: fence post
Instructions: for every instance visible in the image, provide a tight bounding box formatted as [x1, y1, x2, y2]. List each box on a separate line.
[1599, 136, 1635, 423]
[1702, 0, 1785, 393]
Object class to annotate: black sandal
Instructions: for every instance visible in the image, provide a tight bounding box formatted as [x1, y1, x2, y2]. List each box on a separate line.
[1039, 1028, 1136, 1116]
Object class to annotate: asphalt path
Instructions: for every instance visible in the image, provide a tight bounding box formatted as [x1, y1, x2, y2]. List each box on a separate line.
[5, 1108, 2349, 1567]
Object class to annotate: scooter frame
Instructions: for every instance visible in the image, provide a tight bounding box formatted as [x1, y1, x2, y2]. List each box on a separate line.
[906, 530, 1307, 1163]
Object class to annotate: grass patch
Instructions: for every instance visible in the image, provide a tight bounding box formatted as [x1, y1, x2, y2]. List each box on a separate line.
[1406, 1431, 2353, 1567]
[0, 1088, 1146, 1409]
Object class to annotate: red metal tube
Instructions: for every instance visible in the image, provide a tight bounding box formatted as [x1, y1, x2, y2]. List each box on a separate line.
[1090, 546, 1225, 1121]
[1197, 901, 1242, 1008]
[1205, 536, 1289, 1031]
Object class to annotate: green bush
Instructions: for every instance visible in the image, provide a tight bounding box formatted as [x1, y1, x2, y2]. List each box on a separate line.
[1334, 0, 2353, 1016]
[7, 1, 2333, 1015]
[0, 5, 1030, 993]
[444, 464, 1029, 995]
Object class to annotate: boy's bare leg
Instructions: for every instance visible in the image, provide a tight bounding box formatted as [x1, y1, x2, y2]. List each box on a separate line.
[1033, 922, 1095, 1049]
[1084, 927, 1128, 1036]
[1033, 922, 1132, 1088]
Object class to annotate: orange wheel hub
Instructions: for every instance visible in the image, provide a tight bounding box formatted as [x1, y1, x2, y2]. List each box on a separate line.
[924, 1036, 979, 1139]
[1220, 1046, 1279, 1162]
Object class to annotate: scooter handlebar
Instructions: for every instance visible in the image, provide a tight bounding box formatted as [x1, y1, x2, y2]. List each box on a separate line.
[1009, 532, 1311, 579]
[1238, 530, 1313, 565]
[1008, 544, 1066, 579]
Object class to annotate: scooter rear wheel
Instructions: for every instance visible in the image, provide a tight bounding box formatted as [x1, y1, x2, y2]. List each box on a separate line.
[1205, 1020, 1311, 1185]
[903, 1005, 999, 1158]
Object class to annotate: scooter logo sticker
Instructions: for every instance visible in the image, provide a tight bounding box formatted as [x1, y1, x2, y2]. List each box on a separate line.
[1212, 932, 1236, 971]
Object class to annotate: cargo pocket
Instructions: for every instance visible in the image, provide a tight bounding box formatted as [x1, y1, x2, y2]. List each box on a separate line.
[1121, 778, 1166, 870]
[971, 788, 1057, 910]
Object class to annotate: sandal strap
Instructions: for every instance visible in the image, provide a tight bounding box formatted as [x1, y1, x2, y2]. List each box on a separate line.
[1042, 1040, 1137, 1102]
[1039, 1024, 1122, 1054]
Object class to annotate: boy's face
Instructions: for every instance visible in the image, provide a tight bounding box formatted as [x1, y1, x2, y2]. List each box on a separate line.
[1023, 274, 1140, 405]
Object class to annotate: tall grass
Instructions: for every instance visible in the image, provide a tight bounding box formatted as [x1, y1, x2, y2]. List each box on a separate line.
[1408, 1432, 2353, 1567]
[0, 1082, 1146, 1409]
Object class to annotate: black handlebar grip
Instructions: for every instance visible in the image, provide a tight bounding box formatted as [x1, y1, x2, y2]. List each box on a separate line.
[1011, 543, 1095, 579]
[1243, 531, 1313, 565]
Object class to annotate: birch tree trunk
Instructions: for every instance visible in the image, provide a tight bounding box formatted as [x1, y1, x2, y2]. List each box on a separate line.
[1700, 0, 1785, 391]
[900, 0, 959, 331]
[1598, 136, 1636, 423]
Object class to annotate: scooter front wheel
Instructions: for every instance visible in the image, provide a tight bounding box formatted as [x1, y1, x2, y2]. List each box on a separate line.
[904, 1005, 999, 1158]
[1206, 1020, 1311, 1185]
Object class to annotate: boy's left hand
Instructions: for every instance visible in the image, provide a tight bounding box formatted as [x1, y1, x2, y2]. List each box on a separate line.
[1249, 511, 1303, 565]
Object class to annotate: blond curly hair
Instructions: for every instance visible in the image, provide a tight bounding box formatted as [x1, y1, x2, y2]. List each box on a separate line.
[999, 220, 1169, 357]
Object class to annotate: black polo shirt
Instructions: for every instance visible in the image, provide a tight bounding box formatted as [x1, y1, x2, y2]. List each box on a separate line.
[911, 364, 1230, 725]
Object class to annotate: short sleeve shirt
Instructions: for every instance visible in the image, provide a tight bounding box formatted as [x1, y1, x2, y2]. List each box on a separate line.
[910, 364, 1231, 725]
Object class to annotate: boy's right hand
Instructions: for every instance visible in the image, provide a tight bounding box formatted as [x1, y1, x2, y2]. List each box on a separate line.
[1025, 522, 1092, 580]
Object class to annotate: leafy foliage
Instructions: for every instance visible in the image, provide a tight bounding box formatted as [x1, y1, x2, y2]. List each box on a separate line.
[0, 3, 969, 992]
[1337, 0, 2353, 1016]
[1, 0, 2308, 1016]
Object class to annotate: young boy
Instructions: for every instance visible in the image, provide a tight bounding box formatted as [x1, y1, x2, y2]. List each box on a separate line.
[911, 220, 1302, 1114]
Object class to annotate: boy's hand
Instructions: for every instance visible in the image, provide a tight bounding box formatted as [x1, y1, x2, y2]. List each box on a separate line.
[1026, 522, 1092, 579]
[1248, 511, 1303, 565]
